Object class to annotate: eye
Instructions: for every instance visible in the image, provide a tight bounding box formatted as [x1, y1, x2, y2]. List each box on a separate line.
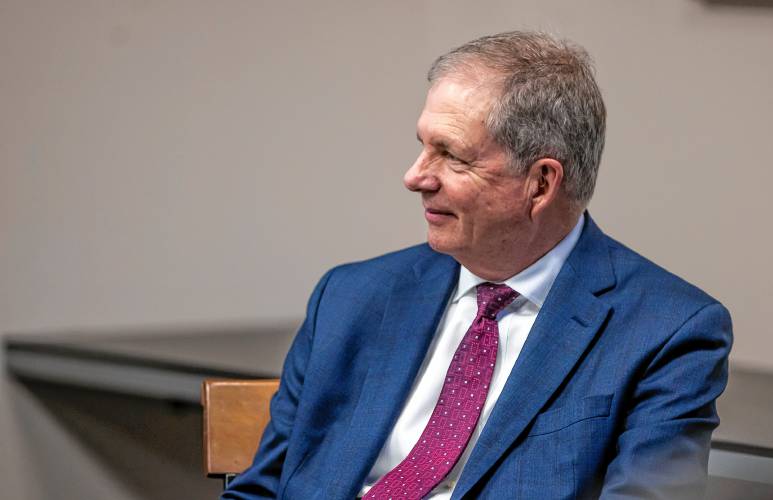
[442, 150, 464, 164]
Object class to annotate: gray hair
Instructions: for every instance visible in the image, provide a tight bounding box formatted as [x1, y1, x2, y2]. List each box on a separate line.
[428, 31, 606, 208]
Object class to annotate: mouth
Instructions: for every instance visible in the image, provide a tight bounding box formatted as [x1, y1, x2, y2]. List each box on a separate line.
[424, 207, 456, 224]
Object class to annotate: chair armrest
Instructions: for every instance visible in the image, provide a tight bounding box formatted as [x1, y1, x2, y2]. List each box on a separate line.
[201, 378, 280, 478]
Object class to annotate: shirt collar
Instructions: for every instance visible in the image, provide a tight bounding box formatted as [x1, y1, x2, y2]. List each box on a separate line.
[452, 213, 585, 308]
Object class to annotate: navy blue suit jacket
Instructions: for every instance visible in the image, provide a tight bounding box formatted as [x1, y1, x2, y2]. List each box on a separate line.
[224, 215, 732, 499]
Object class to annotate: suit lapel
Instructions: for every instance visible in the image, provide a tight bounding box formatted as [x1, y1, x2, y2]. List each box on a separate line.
[452, 214, 616, 498]
[325, 249, 459, 499]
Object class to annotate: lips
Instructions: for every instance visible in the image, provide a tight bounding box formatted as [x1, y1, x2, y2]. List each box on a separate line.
[424, 207, 456, 224]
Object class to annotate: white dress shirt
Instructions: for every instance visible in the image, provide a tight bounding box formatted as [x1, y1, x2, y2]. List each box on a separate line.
[358, 214, 584, 498]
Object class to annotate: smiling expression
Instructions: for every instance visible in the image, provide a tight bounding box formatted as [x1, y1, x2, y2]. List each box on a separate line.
[404, 76, 535, 272]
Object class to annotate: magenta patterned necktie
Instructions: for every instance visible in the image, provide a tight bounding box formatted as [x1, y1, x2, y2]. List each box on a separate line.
[364, 283, 518, 499]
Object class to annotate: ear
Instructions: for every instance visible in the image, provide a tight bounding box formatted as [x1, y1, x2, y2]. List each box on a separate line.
[526, 158, 564, 218]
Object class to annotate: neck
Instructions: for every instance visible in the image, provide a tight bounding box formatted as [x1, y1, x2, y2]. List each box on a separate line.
[458, 213, 581, 282]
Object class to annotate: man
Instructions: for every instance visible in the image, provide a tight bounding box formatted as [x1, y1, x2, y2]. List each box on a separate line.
[224, 31, 732, 499]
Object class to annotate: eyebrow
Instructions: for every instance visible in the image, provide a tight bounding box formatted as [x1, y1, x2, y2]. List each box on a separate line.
[416, 132, 454, 152]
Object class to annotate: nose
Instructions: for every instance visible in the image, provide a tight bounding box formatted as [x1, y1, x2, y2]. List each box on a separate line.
[404, 150, 440, 193]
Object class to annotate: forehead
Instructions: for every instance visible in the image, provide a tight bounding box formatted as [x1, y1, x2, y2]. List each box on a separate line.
[422, 77, 494, 122]
[417, 77, 496, 146]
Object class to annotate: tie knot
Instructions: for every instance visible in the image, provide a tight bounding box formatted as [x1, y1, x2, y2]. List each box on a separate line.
[476, 283, 518, 319]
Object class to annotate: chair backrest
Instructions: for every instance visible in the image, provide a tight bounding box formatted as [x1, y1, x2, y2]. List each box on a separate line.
[201, 378, 280, 484]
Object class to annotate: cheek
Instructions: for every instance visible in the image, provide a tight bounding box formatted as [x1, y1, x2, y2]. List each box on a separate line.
[479, 201, 528, 240]
[479, 194, 519, 220]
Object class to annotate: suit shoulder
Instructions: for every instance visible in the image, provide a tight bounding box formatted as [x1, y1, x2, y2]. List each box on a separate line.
[324, 243, 439, 285]
[603, 235, 723, 314]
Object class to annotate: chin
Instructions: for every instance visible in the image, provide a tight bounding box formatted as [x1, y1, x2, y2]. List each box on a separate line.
[426, 232, 463, 257]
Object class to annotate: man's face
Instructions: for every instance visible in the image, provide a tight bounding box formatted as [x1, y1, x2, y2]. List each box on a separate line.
[404, 77, 533, 269]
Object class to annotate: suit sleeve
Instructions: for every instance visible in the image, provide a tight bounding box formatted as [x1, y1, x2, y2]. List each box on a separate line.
[600, 302, 733, 499]
[221, 269, 333, 499]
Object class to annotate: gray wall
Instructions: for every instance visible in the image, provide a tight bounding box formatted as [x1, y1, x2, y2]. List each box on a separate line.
[2, 1, 772, 498]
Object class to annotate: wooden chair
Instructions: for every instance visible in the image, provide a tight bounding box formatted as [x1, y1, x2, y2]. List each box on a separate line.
[201, 378, 280, 488]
